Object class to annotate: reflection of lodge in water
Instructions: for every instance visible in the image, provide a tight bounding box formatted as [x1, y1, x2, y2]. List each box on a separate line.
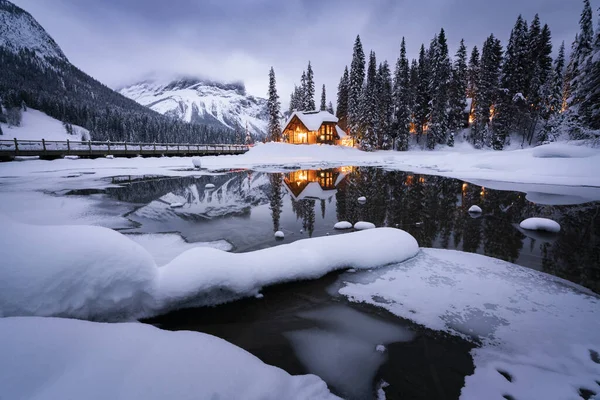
[283, 167, 353, 200]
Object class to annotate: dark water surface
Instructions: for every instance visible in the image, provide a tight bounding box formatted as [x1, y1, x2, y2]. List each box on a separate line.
[80, 167, 599, 399]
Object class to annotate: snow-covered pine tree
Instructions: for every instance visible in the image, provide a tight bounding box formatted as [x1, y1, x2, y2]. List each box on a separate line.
[327, 101, 334, 115]
[467, 46, 480, 99]
[472, 34, 503, 149]
[551, 42, 566, 114]
[428, 28, 451, 149]
[376, 60, 394, 150]
[393, 37, 412, 151]
[540, 41, 567, 142]
[414, 44, 431, 144]
[267, 67, 282, 142]
[360, 51, 379, 151]
[305, 61, 316, 110]
[493, 14, 529, 148]
[568, 0, 595, 110]
[349, 35, 366, 141]
[526, 22, 553, 144]
[448, 39, 468, 145]
[409, 58, 419, 137]
[320, 84, 327, 111]
[300, 71, 308, 110]
[580, 7, 600, 129]
[289, 85, 301, 113]
[336, 66, 350, 131]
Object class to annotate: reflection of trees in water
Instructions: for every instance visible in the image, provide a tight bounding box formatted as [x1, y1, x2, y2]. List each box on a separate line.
[268, 173, 283, 232]
[290, 198, 316, 237]
[333, 168, 600, 292]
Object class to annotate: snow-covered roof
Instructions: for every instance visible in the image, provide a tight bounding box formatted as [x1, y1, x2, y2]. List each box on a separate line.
[286, 181, 337, 201]
[335, 125, 347, 138]
[284, 110, 338, 132]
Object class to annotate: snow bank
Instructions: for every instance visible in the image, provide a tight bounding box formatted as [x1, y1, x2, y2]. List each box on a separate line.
[468, 205, 482, 213]
[0, 215, 157, 320]
[274, 230, 285, 238]
[0, 317, 339, 400]
[0, 108, 89, 141]
[334, 221, 353, 230]
[519, 217, 561, 233]
[339, 249, 600, 400]
[531, 142, 598, 159]
[353, 221, 376, 230]
[155, 227, 418, 309]
[0, 216, 418, 320]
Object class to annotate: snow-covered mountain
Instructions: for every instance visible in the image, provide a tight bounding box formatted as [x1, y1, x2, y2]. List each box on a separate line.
[119, 78, 268, 138]
[0, 0, 66, 61]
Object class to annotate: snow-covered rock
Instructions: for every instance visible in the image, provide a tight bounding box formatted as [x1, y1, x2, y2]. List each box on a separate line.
[357, 196, 367, 204]
[354, 221, 376, 230]
[192, 158, 202, 168]
[468, 205, 482, 213]
[205, 183, 216, 189]
[119, 78, 268, 138]
[274, 230, 285, 238]
[0, 216, 418, 320]
[375, 344, 386, 353]
[339, 249, 600, 400]
[0, 317, 339, 400]
[169, 202, 184, 208]
[334, 221, 353, 230]
[519, 217, 561, 233]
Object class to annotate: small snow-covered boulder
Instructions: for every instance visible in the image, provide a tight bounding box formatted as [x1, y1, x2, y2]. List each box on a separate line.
[375, 345, 386, 353]
[519, 217, 561, 233]
[170, 202, 184, 208]
[205, 183, 216, 189]
[334, 221, 353, 230]
[354, 221, 376, 230]
[105, 155, 114, 159]
[274, 231, 285, 239]
[468, 205, 482, 213]
[357, 196, 367, 204]
[192, 158, 202, 168]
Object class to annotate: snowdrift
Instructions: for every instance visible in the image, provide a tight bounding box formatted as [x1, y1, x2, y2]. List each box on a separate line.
[0, 216, 418, 320]
[0, 317, 339, 400]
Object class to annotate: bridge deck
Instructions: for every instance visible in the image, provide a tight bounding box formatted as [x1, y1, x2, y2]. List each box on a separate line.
[0, 139, 249, 160]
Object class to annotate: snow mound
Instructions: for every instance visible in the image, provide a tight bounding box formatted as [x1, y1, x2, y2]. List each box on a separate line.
[0, 215, 157, 320]
[155, 227, 418, 309]
[532, 142, 598, 159]
[519, 217, 561, 233]
[274, 230, 285, 238]
[339, 249, 600, 400]
[354, 221, 376, 230]
[205, 183, 216, 189]
[169, 202, 184, 208]
[468, 205, 482, 213]
[334, 221, 353, 230]
[0, 317, 340, 400]
[357, 196, 367, 204]
[192, 158, 202, 168]
[0, 216, 418, 320]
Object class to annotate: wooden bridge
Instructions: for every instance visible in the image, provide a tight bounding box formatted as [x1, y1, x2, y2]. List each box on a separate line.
[0, 139, 249, 161]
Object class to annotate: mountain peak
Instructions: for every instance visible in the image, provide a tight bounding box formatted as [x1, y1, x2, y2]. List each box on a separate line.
[0, 0, 66, 61]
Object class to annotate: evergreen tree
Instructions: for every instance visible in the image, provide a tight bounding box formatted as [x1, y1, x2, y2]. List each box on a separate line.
[467, 46, 480, 99]
[300, 70, 308, 110]
[393, 37, 411, 151]
[336, 66, 350, 131]
[472, 34, 503, 149]
[305, 61, 316, 110]
[267, 67, 281, 142]
[376, 60, 394, 149]
[348, 35, 366, 140]
[551, 42, 566, 114]
[567, 0, 595, 110]
[360, 50, 379, 151]
[428, 28, 452, 148]
[580, 7, 600, 128]
[327, 101, 334, 115]
[448, 39, 468, 143]
[414, 44, 431, 143]
[526, 23, 553, 144]
[320, 84, 327, 111]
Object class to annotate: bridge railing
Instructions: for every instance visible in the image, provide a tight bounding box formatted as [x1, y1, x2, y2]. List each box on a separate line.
[0, 139, 249, 154]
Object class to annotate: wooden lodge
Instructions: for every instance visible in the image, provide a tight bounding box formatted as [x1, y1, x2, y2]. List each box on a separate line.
[282, 111, 352, 146]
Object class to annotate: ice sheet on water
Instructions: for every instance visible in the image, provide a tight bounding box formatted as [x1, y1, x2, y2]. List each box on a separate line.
[339, 248, 600, 400]
[285, 305, 414, 400]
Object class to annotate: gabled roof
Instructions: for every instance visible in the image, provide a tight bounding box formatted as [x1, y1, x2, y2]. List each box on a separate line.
[283, 110, 338, 132]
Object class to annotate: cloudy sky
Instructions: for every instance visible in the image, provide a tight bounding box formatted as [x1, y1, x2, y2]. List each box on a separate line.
[12, 0, 596, 105]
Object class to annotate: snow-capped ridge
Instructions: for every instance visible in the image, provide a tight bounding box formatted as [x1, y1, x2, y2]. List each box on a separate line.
[0, 0, 66, 61]
[119, 77, 268, 138]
